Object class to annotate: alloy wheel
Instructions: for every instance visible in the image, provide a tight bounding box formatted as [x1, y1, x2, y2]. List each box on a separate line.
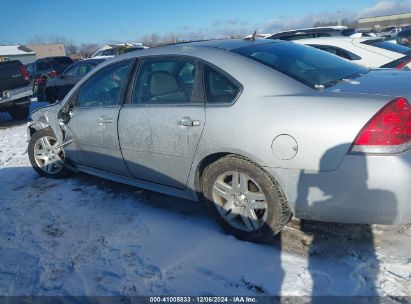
[212, 171, 268, 232]
[33, 136, 65, 174]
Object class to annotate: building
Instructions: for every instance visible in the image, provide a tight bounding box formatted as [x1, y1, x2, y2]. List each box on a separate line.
[23, 43, 66, 59]
[357, 12, 411, 31]
[0, 45, 36, 64]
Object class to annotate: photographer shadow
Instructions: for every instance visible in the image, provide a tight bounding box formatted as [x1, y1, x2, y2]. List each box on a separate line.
[295, 144, 398, 301]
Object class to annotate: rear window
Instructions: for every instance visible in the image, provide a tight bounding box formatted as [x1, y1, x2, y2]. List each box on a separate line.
[231, 42, 368, 89]
[53, 57, 73, 65]
[361, 39, 411, 54]
[0, 61, 23, 79]
[36, 61, 52, 70]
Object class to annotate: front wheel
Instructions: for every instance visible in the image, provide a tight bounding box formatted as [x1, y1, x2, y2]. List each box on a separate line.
[28, 128, 72, 178]
[202, 155, 292, 243]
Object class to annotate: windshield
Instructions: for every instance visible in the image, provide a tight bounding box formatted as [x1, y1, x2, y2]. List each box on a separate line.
[231, 42, 368, 89]
[361, 39, 411, 54]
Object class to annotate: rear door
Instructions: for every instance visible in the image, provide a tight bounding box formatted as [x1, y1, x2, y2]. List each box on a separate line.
[118, 56, 205, 189]
[63, 60, 134, 175]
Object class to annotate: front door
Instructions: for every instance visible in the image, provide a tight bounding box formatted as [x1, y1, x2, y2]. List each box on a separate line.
[63, 60, 133, 175]
[118, 57, 205, 189]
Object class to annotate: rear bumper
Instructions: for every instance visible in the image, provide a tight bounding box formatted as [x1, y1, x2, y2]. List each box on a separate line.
[0, 85, 32, 110]
[266, 149, 411, 225]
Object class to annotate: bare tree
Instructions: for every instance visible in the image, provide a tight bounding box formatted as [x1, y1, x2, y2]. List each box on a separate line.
[141, 33, 160, 47]
[27, 34, 47, 44]
[51, 36, 79, 55]
[78, 43, 100, 58]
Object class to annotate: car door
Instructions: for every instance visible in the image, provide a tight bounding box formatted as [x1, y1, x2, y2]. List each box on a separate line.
[63, 60, 134, 175]
[118, 56, 205, 189]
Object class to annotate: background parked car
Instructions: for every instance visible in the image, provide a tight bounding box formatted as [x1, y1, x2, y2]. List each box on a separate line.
[0, 60, 32, 120]
[266, 26, 358, 41]
[92, 43, 148, 59]
[397, 28, 411, 47]
[44, 58, 105, 103]
[294, 37, 411, 69]
[26, 56, 73, 101]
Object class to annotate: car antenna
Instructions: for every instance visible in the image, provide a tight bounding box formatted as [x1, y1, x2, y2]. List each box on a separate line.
[251, 30, 258, 41]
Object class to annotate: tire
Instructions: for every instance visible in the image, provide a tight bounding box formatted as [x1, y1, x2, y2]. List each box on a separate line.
[202, 155, 292, 243]
[8, 102, 29, 120]
[28, 128, 72, 179]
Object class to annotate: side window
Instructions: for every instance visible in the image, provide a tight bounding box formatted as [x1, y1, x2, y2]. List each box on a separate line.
[315, 45, 338, 55]
[336, 48, 354, 60]
[78, 64, 93, 77]
[133, 58, 197, 105]
[316, 33, 331, 37]
[26, 63, 34, 75]
[77, 61, 132, 108]
[64, 65, 79, 77]
[204, 65, 240, 104]
[310, 45, 362, 61]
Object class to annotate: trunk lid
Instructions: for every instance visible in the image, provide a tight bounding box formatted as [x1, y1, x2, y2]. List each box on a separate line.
[325, 69, 411, 98]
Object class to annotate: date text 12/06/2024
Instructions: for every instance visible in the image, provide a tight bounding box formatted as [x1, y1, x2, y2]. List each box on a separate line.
[149, 297, 257, 303]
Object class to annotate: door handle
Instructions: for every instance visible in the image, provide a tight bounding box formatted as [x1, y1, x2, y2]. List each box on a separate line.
[98, 117, 113, 124]
[177, 117, 201, 127]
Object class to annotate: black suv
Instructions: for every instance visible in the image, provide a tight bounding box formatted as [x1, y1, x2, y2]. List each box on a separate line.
[267, 27, 357, 41]
[44, 58, 105, 103]
[397, 29, 411, 47]
[0, 60, 32, 120]
[26, 56, 73, 101]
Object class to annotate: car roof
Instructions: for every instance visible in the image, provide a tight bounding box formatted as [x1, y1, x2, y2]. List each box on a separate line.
[162, 39, 274, 50]
[398, 29, 411, 37]
[273, 25, 348, 35]
[270, 26, 348, 35]
[293, 36, 382, 44]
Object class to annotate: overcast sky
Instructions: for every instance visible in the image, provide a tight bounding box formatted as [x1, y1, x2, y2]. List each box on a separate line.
[2, 0, 411, 44]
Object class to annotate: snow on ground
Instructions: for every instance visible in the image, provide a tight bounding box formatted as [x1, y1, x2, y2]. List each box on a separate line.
[0, 105, 410, 297]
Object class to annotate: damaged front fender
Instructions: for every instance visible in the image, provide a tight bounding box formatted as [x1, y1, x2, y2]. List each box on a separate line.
[27, 102, 65, 144]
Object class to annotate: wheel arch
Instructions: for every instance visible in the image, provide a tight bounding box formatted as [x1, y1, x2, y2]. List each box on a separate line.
[27, 118, 51, 139]
[194, 151, 269, 195]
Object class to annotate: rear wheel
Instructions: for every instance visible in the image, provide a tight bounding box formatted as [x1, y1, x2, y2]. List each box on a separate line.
[202, 155, 292, 243]
[8, 102, 29, 120]
[28, 128, 72, 178]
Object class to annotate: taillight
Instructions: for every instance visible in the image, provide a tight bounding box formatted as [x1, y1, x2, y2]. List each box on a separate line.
[351, 97, 411, 154]
[48, 70, 57, 78]
[396, 58, 411, 69]
[19, 65, 30, 81]
[380, 56, 411, 69]
[34, 75, 47, 85]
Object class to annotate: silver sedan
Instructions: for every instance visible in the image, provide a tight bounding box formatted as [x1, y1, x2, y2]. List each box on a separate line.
[27, 39, 411, 243]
